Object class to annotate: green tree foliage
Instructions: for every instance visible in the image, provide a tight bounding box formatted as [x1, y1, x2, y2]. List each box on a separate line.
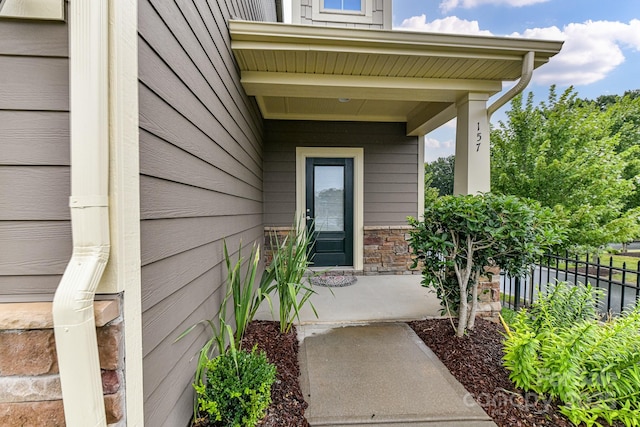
[408, 193, 564, 337]
[424, 155, 455, 197]
[491, 86, 639, 248]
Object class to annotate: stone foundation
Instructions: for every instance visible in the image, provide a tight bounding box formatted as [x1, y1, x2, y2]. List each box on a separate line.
[0, 299, 125, 426]
[263, 226, 293, 266]
[476, 266, 501, 321]
[264, 225, 421, 276]
[363, 226, 420, 275]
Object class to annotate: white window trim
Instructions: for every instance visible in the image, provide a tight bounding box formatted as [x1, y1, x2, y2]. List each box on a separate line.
[0, 0, 64, 21]
[296, 147, 364, 270]
[312, 0, 374, 24]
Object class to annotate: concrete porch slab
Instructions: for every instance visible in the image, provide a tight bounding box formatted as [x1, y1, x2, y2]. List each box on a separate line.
[254, 274, 443, 324]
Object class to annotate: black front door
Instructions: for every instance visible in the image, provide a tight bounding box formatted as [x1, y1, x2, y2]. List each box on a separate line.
[306, 157, 354, 267]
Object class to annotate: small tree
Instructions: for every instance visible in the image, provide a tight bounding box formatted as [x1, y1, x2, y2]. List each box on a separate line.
[408, 193, 564, 337]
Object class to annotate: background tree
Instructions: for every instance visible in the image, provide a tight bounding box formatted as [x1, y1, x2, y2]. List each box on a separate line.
[424, 155, 454, 197]
[490, 86, 638, 249]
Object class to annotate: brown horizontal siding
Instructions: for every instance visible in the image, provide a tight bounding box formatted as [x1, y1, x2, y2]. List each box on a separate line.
[0, 167, 70, 220]
[137, 0, 274, 425]
[0, 18, 70, 301]
[0, 111, 69, 165]
[264, 120, 419, 227]
[0, 221, 71, 276]
[0, 56, 69, 111]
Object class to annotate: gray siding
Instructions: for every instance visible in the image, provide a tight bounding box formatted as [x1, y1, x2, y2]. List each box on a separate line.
[264, 120, 418, 227]
[297, 0, 390, 29]
[0, 18, 70, 301]
[137, 1, 274, 425]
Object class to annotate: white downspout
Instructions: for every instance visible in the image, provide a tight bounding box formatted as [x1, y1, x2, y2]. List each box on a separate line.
[52, 0, 110, 426]
[487, 51, 535, 118]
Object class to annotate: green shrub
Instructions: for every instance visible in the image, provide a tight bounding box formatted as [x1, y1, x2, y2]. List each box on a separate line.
[527, 282, 603, 332]
[195, 347, 276, 427]
[499, 307, 518, 327]
[502, 282, 640, 427]
[408, 193, 564, 336]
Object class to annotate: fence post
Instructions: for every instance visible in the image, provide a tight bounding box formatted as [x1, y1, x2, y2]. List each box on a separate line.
[514, 276, 521, 310]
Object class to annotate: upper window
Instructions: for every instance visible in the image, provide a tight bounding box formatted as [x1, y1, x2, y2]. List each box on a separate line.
[323, 0, 363, 12]
[310, 0, 375, 25]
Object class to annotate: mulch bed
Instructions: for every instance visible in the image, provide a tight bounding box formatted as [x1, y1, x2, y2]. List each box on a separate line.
[408, 318, 607, 427]
[198, 318, 624, 427]
[244, 321, 310, 427]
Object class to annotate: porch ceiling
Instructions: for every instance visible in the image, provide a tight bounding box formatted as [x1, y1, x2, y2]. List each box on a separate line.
[229, 21, 563, 135]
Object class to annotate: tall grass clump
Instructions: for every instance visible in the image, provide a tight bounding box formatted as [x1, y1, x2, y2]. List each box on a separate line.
[502, 282, 640, 427]
[268, 221, 317, 333]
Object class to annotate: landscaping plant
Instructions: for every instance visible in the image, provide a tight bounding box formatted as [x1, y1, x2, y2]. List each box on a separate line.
[502, 282, 640, 427]
[408, 193, 564, 337]
[195, 345, 276, 427]
[176, 241, 277, 425]
[268, 221, 318, 333]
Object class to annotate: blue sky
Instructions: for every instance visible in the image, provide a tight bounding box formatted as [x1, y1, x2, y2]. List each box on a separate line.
[391, 0, 640, 161]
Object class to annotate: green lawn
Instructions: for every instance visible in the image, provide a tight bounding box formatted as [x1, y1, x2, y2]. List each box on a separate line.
[543, 252, 639, 285]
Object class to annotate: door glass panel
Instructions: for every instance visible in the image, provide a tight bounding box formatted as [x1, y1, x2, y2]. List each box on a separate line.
[314, 165, 344, 232]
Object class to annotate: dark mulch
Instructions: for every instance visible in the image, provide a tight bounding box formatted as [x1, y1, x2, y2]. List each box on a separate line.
[193, 321, 308, 427]
[408, 318, 575, 427]
[243, 321, 309, 427]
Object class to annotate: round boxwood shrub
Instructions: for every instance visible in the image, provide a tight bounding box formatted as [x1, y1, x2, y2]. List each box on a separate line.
[195, 347, 276, 427]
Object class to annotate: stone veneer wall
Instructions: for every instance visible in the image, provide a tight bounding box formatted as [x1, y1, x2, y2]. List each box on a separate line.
[477, 266, 502, 320]
[363, 226, 420, 275]
[263, 225, 422, 276]
[0, 299, 125, 426]
[263, 227, 293, 267]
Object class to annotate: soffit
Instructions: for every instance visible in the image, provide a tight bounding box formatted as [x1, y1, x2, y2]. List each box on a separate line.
[230, 21, 563, 135]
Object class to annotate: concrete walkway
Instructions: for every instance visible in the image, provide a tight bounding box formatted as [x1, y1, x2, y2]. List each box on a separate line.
[255, 275, 496, 426]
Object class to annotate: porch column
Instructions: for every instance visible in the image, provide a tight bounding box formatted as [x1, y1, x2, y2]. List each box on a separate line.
[453, 93, 490, 195]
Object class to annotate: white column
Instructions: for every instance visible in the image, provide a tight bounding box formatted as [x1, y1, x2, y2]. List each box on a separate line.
[453, 93, 490, 195]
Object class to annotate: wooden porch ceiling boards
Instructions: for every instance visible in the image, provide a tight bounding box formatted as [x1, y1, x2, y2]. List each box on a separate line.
[229, 20, 563, 135]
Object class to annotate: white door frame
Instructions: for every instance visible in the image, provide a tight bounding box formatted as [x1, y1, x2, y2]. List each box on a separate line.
[296, 147, 364, 270]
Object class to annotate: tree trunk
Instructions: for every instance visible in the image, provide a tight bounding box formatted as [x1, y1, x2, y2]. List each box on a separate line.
[466, 271, 481, 331]
[456, 278, 468, 337]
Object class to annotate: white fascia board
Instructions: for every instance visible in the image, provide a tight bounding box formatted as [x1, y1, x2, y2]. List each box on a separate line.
[0, 0, 64, 20]
[229, 20, 564, 61]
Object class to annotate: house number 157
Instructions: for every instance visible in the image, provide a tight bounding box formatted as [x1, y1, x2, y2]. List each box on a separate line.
[476, 122, 482, 152]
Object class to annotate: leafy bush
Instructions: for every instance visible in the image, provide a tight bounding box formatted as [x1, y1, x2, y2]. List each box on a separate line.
[195, 346, 276, 427]
[267, 221, 317, 333]
[408, 193, 564, 336]
[502, 282, 640, 427]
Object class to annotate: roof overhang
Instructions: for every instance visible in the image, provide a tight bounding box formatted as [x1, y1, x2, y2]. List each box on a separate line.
[230, 21, 563, 136]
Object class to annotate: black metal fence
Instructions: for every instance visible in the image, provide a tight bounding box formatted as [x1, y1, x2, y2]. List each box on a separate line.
[501, 252, 640, 314]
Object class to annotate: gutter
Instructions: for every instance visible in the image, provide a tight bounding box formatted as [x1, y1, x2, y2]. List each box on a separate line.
[52, 0, 110, 426]
[487, 51, 535, 118]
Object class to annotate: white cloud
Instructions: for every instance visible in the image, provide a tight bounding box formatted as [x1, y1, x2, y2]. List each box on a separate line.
[443, 118, 457, 129]
[440, 0, 550, 13]
[424, 137, 454, 149]
[511, 19, 640, 86]
[398, 14, 492, 36]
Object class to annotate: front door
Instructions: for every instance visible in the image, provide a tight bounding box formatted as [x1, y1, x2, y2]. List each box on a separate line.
[305, 157, 354, 267]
